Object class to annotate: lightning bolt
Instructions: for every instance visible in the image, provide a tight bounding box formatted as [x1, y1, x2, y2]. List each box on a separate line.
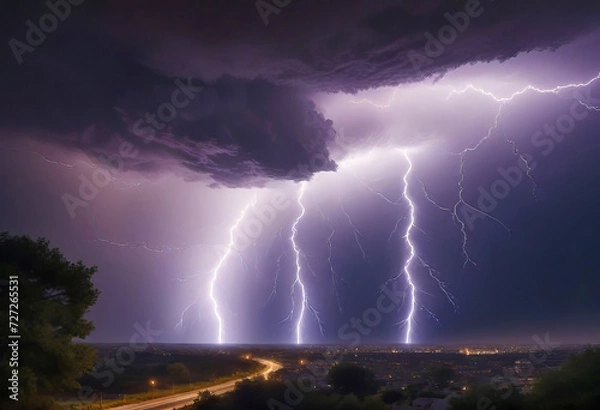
[445, 74, 600, 265]
[338, 193, 369, 262]
[399, 150, 417, 344]
[266, 229, 287, 305]
[282, 182, 326, 343]
[1, 146, 145, 190]
[0, 146, 96, 169]
[92, 237, 203, 253]
[417, 256, 458, 312]
[235, 244, 262, 279]
[445, 72, 600, 103]
[384, 151, 417, 343]
[290, 182, 308, 344]
[349, 169, 403, 205]
[417, 176, 453, 216]
[346, 73, 600, 267]
[175, 301, 200, 330]
[502, 127, 538, 201]
[209, 198, 256, 344]
[315, 204, 345, 313]
[384, 150, 460, 343]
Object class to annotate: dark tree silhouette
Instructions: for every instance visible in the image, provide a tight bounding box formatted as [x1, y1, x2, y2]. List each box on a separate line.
[449, 384, 528, 410]
[167, 362, 191, 384]
[194, 390, 223, 409]
[327, 363, 379, 398]
[429, 364, 455, 387]
[0, 233, 100, 409]
[381, 388, 406, 404]
[530, 347, 600, 409]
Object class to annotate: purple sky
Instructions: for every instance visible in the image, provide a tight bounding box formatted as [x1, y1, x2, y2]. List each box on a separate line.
[1, 0, 600, 345]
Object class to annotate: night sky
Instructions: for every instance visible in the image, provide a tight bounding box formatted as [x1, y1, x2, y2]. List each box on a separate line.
[1, 0, 599, 345]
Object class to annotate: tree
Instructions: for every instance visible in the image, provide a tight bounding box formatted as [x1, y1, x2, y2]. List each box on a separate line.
[167, 362, 191, 384]
[381, 388, 406, 404]
[449, 384, 529, 410]
[193, 390, 222, 409]
[0, 233, 100, 409]
[429, 364, 455, 387]
[335, 393, 360, 410]
[327, 363, 379, 398]
[230, 378, 276, 409]
[530, 347, 600, 409]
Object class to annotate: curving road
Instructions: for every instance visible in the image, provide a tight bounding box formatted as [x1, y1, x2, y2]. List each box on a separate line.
[108, 358, 282, 410]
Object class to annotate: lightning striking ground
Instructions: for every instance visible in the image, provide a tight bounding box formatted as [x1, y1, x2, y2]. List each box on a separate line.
[381, 150, 461, 343]
[399, 150, 417, 344]
[209, 199, 256, 344]
[279, 182, 328, 343]
[176, 74, 598, 344]
[290, 182, 308, 344]
[384, 151, 418, 343]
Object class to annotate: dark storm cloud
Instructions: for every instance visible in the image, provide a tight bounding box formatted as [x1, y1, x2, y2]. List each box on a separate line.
[2, 0, 599, 186]
[80, 77, 338, 187]
[1, 20, 337, 187]
[89, 0, 600, 91]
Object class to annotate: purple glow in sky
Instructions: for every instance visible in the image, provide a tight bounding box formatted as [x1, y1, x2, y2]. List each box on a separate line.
[1, 0, 600, 346]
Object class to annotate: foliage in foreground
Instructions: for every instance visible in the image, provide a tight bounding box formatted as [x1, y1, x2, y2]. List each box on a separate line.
[450, 347, 600, 410]
[0, 233, 100, 409]
[189, 348, 600, 410]
[191, 363, 389, 410]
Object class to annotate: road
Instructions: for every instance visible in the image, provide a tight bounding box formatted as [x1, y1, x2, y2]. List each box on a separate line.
[107, 358, 282, 410]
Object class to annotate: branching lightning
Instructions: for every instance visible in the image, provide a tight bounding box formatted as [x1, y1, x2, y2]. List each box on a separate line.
[417, 256, 459, 312]
[209, 198, 256, 344]
[349, 169, 403, 206]
[93, 237, 203, 253]
[399, 150, 417, 344]
[290, 182, 308, 344]
[381, 150, 461, 343]
[316, 204, 345, 313]
[282, 182, 327, 343]
[338, 193, 369, 262]
[1, 146, 145, 190]
[445, 72, 600, 103]
[345, 73, 600, 268]
[383, 151, 418, 343]
[445, 74, 600, 265]
[266, 230, 287, 305]
[0, 146, 95, 169]
[91, 73, 600, 345]
[502, 128, 538, 201]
